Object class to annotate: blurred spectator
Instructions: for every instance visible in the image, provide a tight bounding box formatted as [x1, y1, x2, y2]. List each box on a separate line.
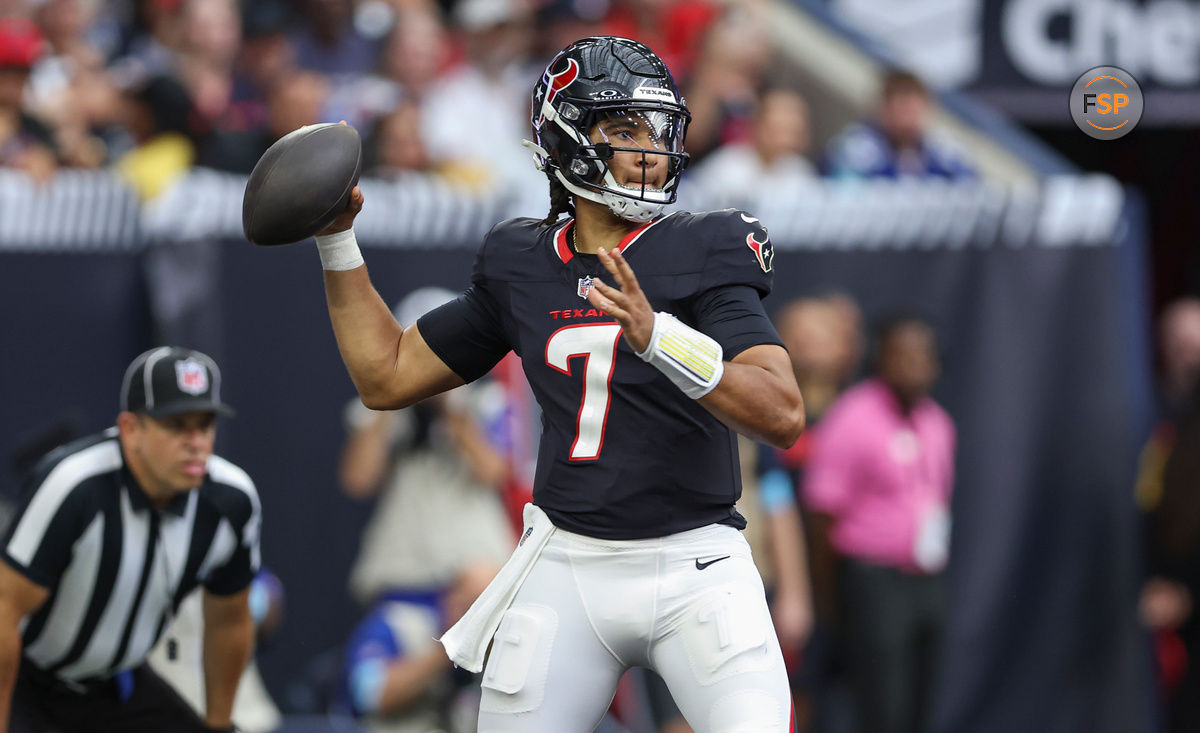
[26, 0, 110, 166]
[534, 0, 609, 64]
[826, 292, 866, 387]
[148, 569, 285, 733]
[324, 3, 449, 131]
[741, 435, 815, 672]
[775, 297, 863, 622]
[290, 0, 380, 77]
[602, 0, 718, 82]
[374, 4, 449, 104]
[489, 353, 538, 535]
[688, 87, 816, 206]
[29, 0, 102, 68]
[60, 64, 131, 167]
[0, 16, 58, 182]
[340, 287, 514, 607]
[263, 68, 329, 142]
[223, 0, 296, 133]
[1137, 297, 1200, 733]
[764, 296, 865, 732]
[337, 287, 515, 730]
[365, 101, 431, 178]
[21, 0, 135, 170]
[804, 312, 955, 733]
[342, 562, 496, 733]
[418, 0, 543, 195]
[778, 296, 862, 425]
[203, 70, 329, 174]
[111, 0, 189, 83]
[1157, 298, 1200, 418]
[748, 437, 816, 727]
[681, 6, 773, 161]
[823, 70, 975, 180]
[176, 0, 242, 125]
[116, 73, 201, 199]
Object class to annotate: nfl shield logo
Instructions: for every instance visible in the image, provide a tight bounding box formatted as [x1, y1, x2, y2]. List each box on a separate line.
[175, 359, 209, 395]
[577, 276, 594, 299]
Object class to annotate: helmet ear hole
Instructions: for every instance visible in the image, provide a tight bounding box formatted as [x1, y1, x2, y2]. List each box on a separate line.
[569, 156, 605, 184]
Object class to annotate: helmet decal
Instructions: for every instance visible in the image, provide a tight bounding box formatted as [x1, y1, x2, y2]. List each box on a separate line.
[633, 86, 676, 102]
[537, 57, 580, 126]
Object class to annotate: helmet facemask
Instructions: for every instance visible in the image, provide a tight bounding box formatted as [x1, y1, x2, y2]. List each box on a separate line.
[527, 38, 692, 224]
[573, 107, 689, 223]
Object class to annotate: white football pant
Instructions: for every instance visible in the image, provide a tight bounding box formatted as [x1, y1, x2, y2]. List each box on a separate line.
[478, 522, 794, 732]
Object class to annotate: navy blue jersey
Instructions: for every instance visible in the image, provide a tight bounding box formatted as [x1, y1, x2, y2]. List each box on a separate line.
[419, 209, 781, 539]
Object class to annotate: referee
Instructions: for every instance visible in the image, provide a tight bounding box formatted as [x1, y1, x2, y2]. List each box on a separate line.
[0, 346, 262, 732]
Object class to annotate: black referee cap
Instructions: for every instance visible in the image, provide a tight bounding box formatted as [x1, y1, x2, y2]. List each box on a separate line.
[120, 347, 235, 419]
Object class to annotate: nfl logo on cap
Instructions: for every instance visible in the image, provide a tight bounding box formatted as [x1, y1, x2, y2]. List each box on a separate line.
[176, 359, 209, 395]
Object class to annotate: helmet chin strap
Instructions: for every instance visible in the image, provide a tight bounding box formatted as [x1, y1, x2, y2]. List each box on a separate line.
[553, 169, 666, 224]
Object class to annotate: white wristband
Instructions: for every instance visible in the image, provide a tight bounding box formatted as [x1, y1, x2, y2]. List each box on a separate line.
[314, 228, 364, 271]
[636, 312, 725, 399]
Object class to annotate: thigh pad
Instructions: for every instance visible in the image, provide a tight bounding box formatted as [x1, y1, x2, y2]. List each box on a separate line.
[679, 583, 774, 686]
[480, 603, 558, 715]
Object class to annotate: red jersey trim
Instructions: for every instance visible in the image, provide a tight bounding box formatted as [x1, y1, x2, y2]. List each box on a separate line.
[617, 214, 671, 256]
[553, 214, 673, 264]
[554, 220, 574, 264]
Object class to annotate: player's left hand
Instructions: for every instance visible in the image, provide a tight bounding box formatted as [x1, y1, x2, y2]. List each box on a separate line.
[588, 247, 655, 353]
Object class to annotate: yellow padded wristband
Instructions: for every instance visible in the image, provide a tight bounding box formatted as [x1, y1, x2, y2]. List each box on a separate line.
[636, 312, 725, 399]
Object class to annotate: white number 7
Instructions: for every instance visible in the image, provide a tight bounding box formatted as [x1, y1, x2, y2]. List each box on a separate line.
[545, 323, 623, 460]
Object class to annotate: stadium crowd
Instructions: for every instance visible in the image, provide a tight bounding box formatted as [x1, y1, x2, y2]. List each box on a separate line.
[0, 0, 975, 202]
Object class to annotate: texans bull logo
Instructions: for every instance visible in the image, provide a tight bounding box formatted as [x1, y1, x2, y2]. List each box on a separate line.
[746, 231, 774, 273]
[537, 58, 580, 125]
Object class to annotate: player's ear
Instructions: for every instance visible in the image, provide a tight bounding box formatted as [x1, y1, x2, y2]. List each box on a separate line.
[116, 411, 140, 439]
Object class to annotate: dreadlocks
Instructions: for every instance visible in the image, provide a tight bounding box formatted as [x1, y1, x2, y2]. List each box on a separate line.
[541, 176, 575, 226]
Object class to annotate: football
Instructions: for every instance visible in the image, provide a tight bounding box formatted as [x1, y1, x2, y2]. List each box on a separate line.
[242, 122, 362, 246]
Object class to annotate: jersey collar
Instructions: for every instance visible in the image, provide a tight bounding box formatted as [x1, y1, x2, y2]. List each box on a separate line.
[552, 215, 673, 264]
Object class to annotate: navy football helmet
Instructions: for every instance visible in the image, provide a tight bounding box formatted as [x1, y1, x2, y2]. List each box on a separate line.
[526, 37, 691, 223]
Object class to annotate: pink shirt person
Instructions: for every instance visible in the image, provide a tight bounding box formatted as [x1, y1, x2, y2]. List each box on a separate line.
[803, 378, 956, 573]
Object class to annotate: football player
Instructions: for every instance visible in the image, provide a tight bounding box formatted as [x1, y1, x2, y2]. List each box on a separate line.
[310, 36, 805, 732]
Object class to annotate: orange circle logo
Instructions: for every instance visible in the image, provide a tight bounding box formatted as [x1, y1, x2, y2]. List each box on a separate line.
[1070, 66, 1143, 140]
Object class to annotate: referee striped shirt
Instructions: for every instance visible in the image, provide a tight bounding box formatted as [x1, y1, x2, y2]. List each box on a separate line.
[2, 428, 262, 682]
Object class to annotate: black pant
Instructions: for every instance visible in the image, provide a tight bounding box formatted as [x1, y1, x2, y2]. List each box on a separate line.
[840, 558, 945, 733]
[11, 661, 212, 733]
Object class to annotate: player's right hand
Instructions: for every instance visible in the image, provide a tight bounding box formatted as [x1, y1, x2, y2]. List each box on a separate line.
[318, 186, 364, 236]
[589, 246, 655, 353]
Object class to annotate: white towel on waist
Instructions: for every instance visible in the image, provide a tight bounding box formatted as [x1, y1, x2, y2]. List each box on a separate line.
[438, 503, 556, 672]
